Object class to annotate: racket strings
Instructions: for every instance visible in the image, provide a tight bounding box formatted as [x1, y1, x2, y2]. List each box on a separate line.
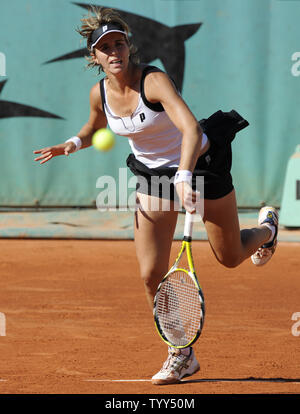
[156, 270, 203, 347]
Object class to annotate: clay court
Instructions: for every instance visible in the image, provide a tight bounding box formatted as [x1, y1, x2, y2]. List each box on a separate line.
[0, 236, 299, 395]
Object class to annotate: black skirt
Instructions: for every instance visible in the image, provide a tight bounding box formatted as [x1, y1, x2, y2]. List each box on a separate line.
[126, 110, 249, 201]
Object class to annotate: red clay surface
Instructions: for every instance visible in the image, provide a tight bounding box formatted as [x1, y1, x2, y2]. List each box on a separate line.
[0, 239, 299, 394]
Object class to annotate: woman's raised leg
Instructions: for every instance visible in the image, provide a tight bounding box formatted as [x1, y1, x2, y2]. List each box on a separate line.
[202, 189, 273, 268]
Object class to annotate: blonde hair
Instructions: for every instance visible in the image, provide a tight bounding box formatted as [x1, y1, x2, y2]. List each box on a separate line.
[76, 6, 139, 73]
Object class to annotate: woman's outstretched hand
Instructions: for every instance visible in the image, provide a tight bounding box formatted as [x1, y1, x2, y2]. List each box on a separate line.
[33, 142, 76, 164]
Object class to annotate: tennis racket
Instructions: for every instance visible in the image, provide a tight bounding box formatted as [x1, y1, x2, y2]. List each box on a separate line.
[153, 211, 205, 348]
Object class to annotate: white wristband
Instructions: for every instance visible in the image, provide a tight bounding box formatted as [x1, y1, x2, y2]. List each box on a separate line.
[174, 170, 193, 185]
[65, 136, 82, 152]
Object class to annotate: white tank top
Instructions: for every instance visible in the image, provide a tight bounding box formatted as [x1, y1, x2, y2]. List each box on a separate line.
[100, 66, 182, 168]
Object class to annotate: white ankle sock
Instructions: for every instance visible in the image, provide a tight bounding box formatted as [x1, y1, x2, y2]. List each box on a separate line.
[168, 346, 191, 356]
[262, 223, 275, 243]
[181, 347, 191, 356]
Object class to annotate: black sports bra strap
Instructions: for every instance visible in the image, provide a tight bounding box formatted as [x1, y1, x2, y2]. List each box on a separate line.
[99, 78, 106, 111]
[140, 66, 165, 112]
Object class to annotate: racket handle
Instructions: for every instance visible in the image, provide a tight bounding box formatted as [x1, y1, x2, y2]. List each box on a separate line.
[184, 211, 194, 239]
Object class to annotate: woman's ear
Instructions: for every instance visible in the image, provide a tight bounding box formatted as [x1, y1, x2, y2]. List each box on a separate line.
[91, 51, 98, 64]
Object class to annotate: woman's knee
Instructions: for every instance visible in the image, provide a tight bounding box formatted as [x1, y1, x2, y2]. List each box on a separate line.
[213, 250, 241, 268]
[140, 265, 166, 290]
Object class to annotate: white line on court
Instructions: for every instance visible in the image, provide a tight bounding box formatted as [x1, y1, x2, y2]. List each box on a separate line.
[84, 379, 151, 382]
[84, 378, 300, 384]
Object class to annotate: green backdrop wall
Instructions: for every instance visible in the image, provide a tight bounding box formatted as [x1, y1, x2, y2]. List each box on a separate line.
[0, 0, 300, 207]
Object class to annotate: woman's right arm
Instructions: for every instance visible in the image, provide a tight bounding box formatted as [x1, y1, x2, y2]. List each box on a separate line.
[33, 83, 107, 164]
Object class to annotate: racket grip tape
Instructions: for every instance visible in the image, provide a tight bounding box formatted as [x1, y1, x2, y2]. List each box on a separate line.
[184, 211, 194, 238]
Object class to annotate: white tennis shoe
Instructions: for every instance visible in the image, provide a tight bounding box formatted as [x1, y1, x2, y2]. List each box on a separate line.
[251, 206, 279, 266]
[151, 347, 200, 385]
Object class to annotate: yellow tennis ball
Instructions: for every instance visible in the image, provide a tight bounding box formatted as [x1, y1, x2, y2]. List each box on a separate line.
[92, 128, 115, 152]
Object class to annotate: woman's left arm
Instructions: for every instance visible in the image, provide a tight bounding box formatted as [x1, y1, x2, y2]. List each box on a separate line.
[144, 71, 205, 172]
[144, 71, 206, 212]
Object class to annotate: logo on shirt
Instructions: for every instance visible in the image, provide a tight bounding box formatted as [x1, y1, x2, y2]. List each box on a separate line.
[205, 155, 211, 165]
[140, 112, 146, 123]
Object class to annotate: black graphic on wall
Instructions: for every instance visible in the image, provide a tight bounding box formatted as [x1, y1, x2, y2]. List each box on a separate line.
[0, 80, 63, 119]
[44, 2, 202, 92]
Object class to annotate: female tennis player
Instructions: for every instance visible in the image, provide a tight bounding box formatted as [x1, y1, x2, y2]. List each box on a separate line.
[33, 7, 279, 385]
